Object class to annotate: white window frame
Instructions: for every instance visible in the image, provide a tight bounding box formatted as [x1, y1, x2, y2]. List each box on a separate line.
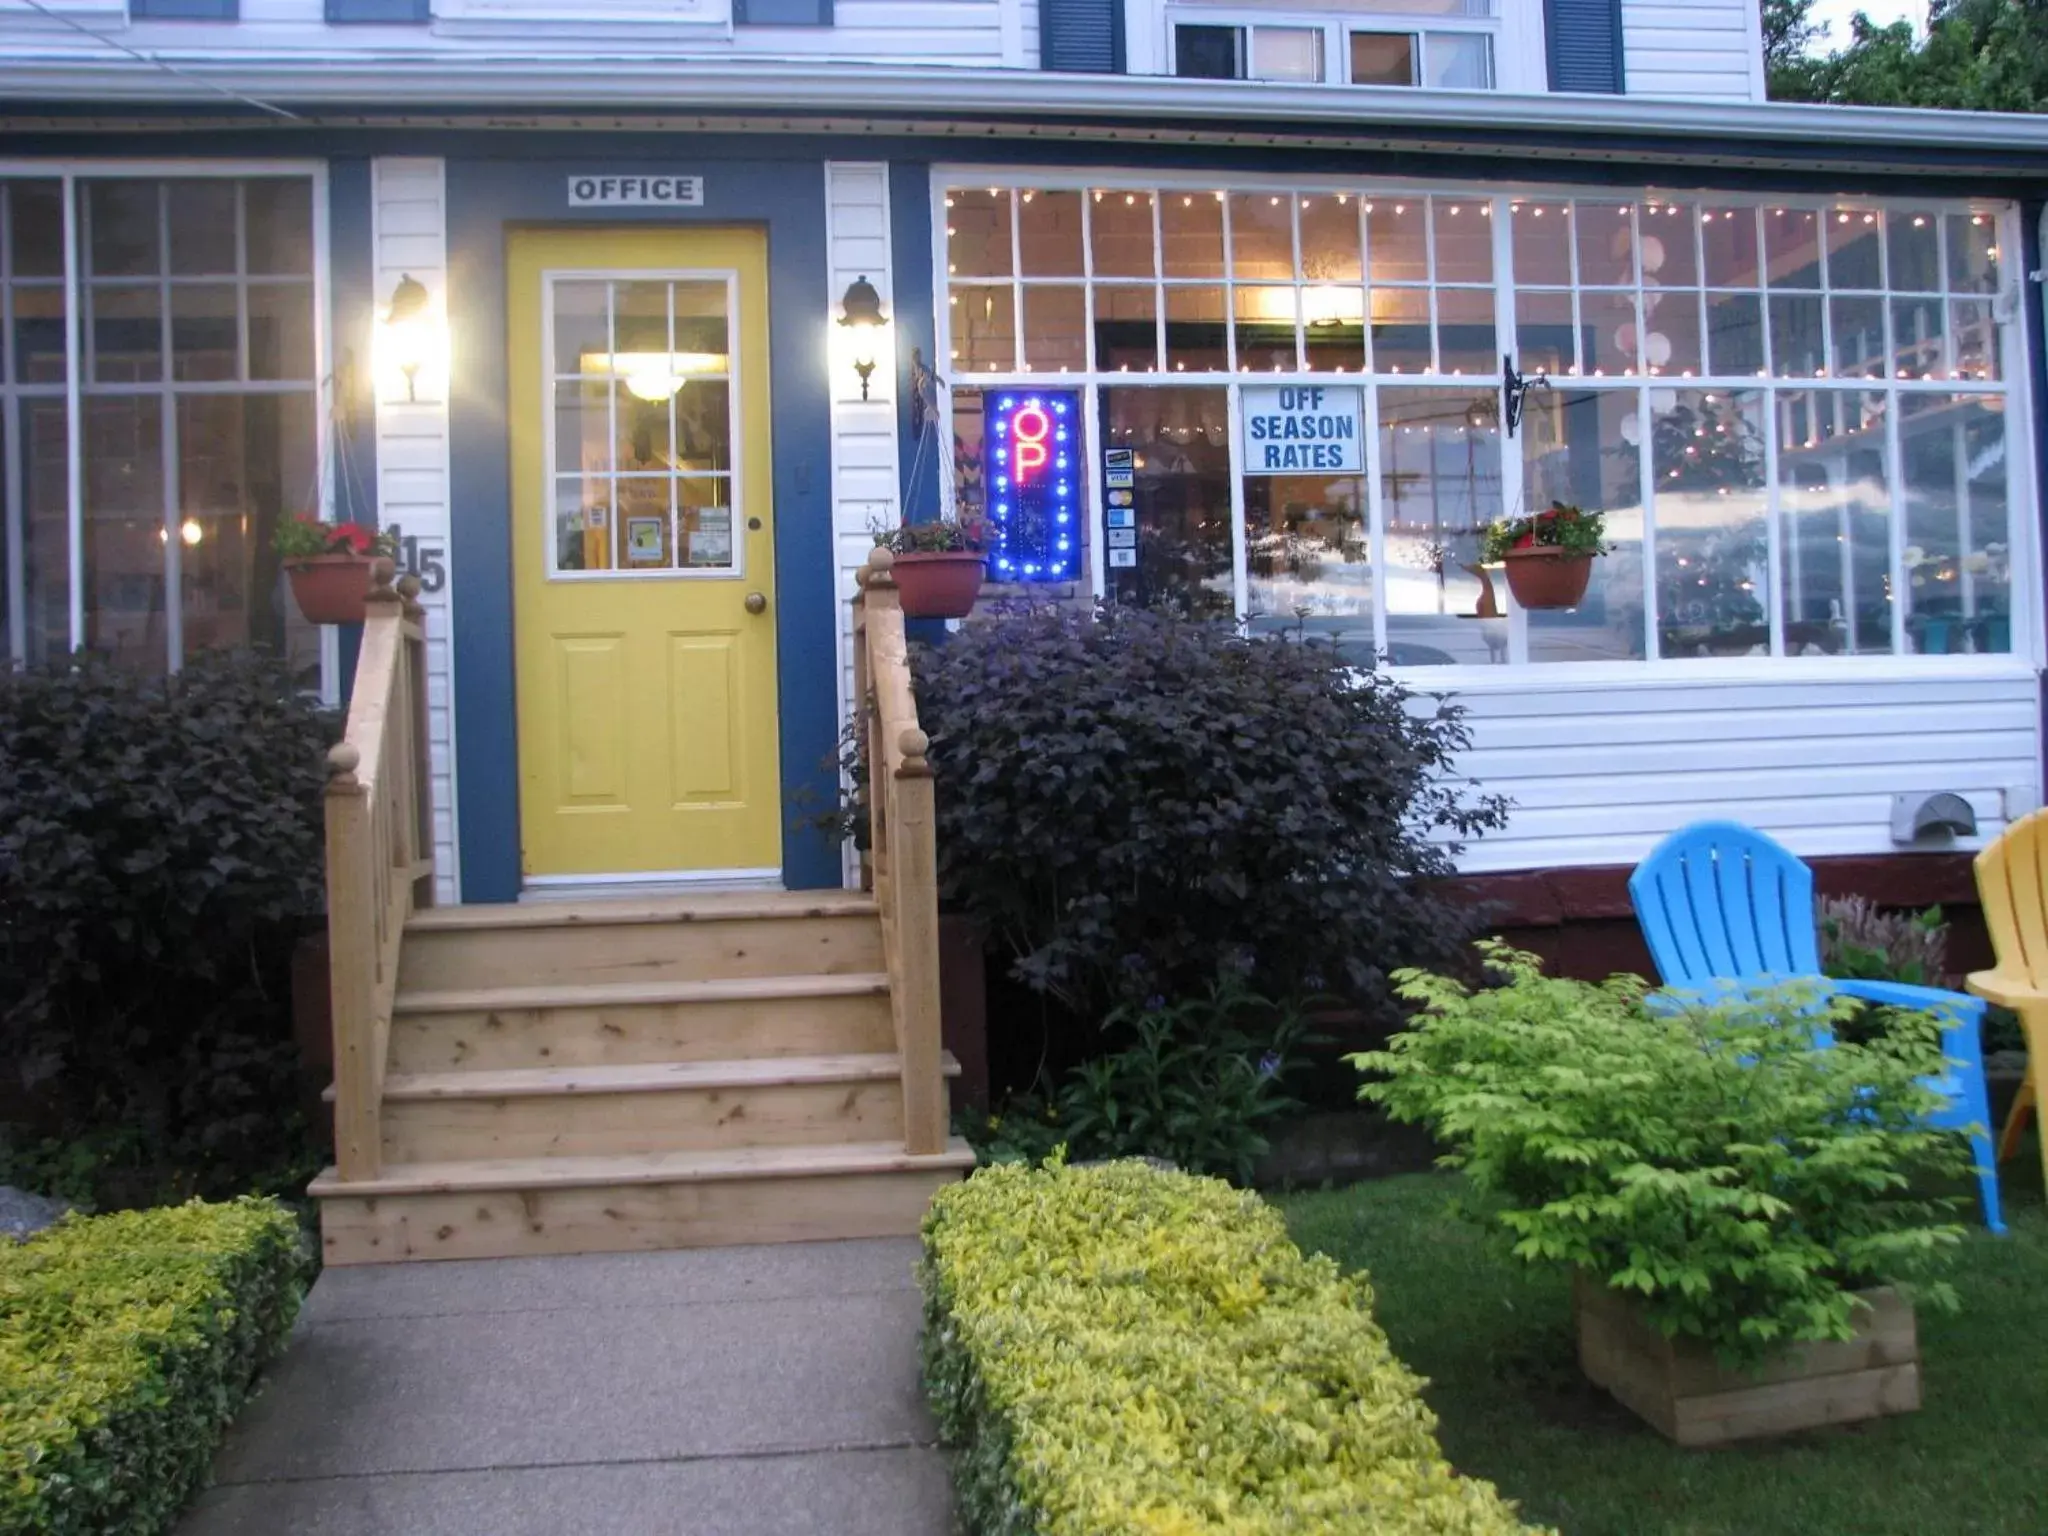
[1166, 8, 1499, 87]
[1151, 0, 1542, 91]
[930, 166, 2040, 693]
[0, 157, 335, 696]
[538, 267, 746, 585]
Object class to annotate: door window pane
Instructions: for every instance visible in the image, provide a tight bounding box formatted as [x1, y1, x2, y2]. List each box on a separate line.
[1350, 31, 1415, 84]
[1425, 32, 1491, 88]
[1103, 386, 1233, 616]
[1381, 386, 1503, 664]
[1522, 386, 1646, 660]
[1651, 389, 1770, 659]
[1777, 390, 1892, 655]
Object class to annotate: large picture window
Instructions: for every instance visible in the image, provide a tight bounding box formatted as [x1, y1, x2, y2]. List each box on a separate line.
[938, 178, 2026, 671]
[0, 172, 325, 678]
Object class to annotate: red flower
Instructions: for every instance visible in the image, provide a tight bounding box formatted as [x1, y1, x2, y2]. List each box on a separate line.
[331, 524, 374, 555]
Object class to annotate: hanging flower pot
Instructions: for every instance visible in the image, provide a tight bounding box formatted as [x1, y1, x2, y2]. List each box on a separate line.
[873, 517, 989, 620]
[284, 554, 380, 625]
[1501, 546, 1595, 610]
[1482, 502, 1609, 613]
[892, 551, 988, 619]
[275, 514, 399, 626]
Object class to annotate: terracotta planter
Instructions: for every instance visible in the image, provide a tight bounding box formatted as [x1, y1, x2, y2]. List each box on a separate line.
[1574, 1274, 1920, 1447]
[284, 555, 377, 625]
[1502, 546, 1595, 610]
[891, 550, 986, 620]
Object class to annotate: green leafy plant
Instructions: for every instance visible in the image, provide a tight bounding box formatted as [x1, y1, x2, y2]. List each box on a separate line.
[272, 513, 397, 561]
[1481, 502, 1609, 563]
[871, 515, 987, 554]
[1049, 985, 1310, 1184]
[919, 1158, 1548, 1536]
[0, 1197, 310, 1536]
[1819, 896, 1949, 988]
[0, 651, 336, 1197]
[910, 601, 1508, 1018]
[1353, 942, 1971, 1368]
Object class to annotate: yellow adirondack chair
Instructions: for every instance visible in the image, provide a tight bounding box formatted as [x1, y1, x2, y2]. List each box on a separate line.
[1968, 807, 2048, 1178]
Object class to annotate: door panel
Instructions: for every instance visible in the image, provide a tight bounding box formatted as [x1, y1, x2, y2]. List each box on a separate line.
[508, 228, 780, 880]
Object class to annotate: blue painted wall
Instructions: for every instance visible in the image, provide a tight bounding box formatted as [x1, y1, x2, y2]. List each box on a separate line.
[443, 153, 839, 900]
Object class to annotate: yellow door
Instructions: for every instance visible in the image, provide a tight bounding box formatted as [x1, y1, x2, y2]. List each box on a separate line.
[508, 228, 781, 881]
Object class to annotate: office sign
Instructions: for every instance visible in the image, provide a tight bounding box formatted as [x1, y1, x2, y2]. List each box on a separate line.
[568, 175, 705, 208]
[1241, 385, 1363, 474]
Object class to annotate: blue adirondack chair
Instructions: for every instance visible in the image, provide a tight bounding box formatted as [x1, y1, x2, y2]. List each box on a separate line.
[1628, 820, 2004, 1234]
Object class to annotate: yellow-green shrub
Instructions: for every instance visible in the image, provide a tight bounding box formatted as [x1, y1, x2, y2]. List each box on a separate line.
[0, 1197, 310, 1536]
[920, 1160, 1549, 1536]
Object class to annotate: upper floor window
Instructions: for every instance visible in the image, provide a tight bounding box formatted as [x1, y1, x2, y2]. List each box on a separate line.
[1171, 0, 1496, 89]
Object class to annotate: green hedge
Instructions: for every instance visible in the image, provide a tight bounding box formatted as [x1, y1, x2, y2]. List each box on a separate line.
[920, 1160, 1549, 1536]
[0, 1198, 310, 1536]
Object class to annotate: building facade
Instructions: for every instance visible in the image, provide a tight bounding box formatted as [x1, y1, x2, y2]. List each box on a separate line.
[4, 0, 2044, 909]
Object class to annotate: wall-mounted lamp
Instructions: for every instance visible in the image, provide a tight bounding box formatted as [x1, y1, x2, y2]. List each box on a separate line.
[839, 274, 887, 402]
[383, 273, 432, 403]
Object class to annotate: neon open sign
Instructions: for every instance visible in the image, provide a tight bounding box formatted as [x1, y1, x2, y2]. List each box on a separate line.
[987, 391, 1078, 582]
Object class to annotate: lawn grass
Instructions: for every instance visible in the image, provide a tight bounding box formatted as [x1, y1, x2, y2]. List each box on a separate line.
[1279, 1163, 2048, 1536]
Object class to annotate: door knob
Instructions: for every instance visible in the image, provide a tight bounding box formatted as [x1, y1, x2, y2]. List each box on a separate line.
[744, 591, 767, 615]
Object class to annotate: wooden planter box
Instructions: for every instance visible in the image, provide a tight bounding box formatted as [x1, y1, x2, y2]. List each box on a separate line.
[1574, 1274, 1920, 1447]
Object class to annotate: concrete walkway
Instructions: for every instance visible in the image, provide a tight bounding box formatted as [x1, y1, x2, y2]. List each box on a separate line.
[178, 1239, 956, 1536]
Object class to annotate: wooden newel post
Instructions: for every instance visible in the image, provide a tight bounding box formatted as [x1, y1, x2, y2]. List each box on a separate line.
[892, 724, 947, 1155]
[325, 740, 381, 1182]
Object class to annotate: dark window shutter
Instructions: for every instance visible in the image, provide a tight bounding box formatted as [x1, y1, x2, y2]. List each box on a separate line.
[326, 0, 430, 20]
[132, 0, 239, 16]
[1544, 0, 1625, 93]
[1041, 0, 1123, 74]
[736, 0, 833, 21]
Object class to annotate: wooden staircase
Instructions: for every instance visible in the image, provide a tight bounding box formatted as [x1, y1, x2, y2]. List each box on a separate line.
[307, 554, 972, 1266]
[311, 893, 972, 1264]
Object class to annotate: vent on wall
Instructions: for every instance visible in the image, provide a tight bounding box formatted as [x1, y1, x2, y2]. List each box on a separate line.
[1890, 792, 1980, 846]
[1041, 0, 1124, 73]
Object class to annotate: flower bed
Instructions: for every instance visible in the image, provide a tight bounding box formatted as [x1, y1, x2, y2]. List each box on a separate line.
[919, 1159, 1548, 1535]
[1, 1198, 310, 1536]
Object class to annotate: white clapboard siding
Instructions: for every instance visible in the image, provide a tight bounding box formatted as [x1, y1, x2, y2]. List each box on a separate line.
[16, 0, 1010, 68]
[1621, 0, 1764, 102]
[824, 162, 900, 884]
[1439, 672, 2041, 873]
[371, 157, 461, 905]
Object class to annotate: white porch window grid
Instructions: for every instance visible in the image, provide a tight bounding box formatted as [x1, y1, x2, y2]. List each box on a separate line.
[933, 173, 2032, 678]
[0, 165, 331, 678]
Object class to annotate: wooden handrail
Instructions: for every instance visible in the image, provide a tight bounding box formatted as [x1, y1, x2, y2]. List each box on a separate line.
[325, 559, 435, 1182]
[852, 549, 948, 1156]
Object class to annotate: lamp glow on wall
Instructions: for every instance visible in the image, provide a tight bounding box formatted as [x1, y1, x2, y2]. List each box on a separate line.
[837, 274, 890, 402]
[377, 273, 448, 405]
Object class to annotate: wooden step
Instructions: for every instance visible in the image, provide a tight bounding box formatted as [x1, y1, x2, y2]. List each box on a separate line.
[374, 1053, 958, 1163]
[399, 894, 884, 993]
[387, 974, 897, 1072]
[310, 1138, 978, 1265]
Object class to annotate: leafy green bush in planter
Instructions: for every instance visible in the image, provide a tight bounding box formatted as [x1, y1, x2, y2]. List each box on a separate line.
[0, 650, 334, 1196]
[920, 1157, 1548, 1536]
[1354, 943, 1971, 1368]
[912, 602, 1508, 1018]
[1, 1196, 310, 1536]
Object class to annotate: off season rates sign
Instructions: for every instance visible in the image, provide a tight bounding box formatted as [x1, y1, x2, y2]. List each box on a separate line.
[1241, 385, 1363, 474]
